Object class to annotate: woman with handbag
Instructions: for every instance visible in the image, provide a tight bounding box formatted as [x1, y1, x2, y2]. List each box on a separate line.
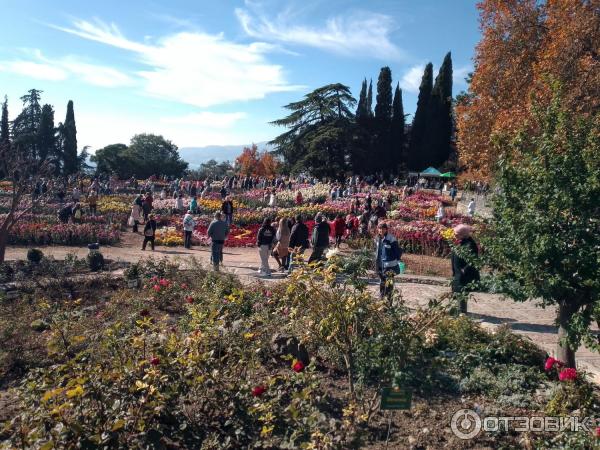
[130, 203, 142, 233]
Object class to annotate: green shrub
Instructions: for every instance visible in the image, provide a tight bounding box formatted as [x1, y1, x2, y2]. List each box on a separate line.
[86, 251, 104, 272]
[26, 248, 43, 264]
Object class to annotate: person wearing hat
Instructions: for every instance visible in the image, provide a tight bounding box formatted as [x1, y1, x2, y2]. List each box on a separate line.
[142, 214, 157, 251]
[451, 224, 480, 313]
[182, 210, 196, 249]
[375, 222, 402, 300]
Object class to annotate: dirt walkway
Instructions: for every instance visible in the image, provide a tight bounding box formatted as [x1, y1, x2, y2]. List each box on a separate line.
[5, 234, 600, 383]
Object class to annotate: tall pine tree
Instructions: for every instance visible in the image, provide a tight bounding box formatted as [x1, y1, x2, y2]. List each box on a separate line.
[0, 97, 9, 146]
[391, 83, 406, 172]
[61, 100, 78, 175]
[12, 89, 42, 159]
[423, 52, 453, 168]
[374, 67, 393, 175]
[37, 104, 57, 165]
[356, 79, 368, 120]
[408, 63, 433, 170]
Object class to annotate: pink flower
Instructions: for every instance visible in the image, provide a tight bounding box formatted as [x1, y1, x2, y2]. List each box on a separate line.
[595, 426, 600, 438]
[181, 283, 188, 289]
[185, 296, 194, 304]
[559, 368, 577, 382]
[265, 290, 272, 298]
[153, 285, 161, 292]
[251, 385, 267, 397]
[150, 356, 160, 366]
[159, 278, 170, 287]
[292, 360, 305, 373]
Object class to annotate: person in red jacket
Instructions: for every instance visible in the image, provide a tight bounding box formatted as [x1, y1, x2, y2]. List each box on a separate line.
[332, 214, 346, 248]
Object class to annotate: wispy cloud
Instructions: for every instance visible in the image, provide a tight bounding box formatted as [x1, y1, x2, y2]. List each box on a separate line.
[400, 65, 425, 94]
[50, 18, 301, 108]
[0, 50, 134, 87]
[453, 65, 472, 88]
[235, 6, 404, 60]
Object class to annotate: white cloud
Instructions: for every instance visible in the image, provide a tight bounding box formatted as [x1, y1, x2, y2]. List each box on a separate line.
[160, 111, 247, 128]
[0, 60, 68, 81]
[0, 50, 134, 87]
[235, 7, 403, 60]
[400, 65, 425, 94]
[52, 18, 301, 107]
[453, 65, 472, 87]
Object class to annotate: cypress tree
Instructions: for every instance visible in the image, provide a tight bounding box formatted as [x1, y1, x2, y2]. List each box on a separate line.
[37, 104, 56, 162]
[356, 79, 368, 120]
[62, 100, 78, 175]
[366, 79, 373, 117]
[0, 96, 9, 146]
[374, 67, 393, 174]
[391, 83, 406, 172]
[425, 52, 453, 168]
[407, 63, 433, 170]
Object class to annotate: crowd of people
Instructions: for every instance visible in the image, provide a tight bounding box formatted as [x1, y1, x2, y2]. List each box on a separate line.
[43, 172, 481, 301]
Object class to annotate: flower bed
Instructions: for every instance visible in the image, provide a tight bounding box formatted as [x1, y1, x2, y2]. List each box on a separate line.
[8, 223, 121, 246]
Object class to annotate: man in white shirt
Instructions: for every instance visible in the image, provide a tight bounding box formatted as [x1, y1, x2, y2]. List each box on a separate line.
[467, 198, 476, 217]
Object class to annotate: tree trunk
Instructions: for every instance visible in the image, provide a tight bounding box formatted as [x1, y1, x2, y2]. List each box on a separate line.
[0, 228, 7, 263]
[556, 302, 577, 368]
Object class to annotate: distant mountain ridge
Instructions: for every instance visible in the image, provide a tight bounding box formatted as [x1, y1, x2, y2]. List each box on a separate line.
[178, 142, 273, 168]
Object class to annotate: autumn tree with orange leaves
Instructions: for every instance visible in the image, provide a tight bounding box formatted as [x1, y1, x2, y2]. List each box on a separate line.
[235, 143, 279, 176]
[456, 0, 599, 180]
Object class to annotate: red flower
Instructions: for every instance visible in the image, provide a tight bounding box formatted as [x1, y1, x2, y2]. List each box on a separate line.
[559, 368, 577, 381]
[544, 357, 564, 371]
[595, 426, 600, 438]
[159, 278, 170, 287]
[150, 356, 160, 366]
[251, 385, 267, 397]
[181, 283, 188, 289]
[292, 360, 305, 373]
[185, 296, 194, 304]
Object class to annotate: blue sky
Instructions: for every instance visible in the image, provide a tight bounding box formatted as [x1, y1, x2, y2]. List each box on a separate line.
[0, 0, 480, 152]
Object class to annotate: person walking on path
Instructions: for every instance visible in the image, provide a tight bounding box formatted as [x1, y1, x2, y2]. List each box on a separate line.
[142, 214, 157, 251]
[467, 198, 476, 217]
[207, 212, 229, 271]
[272, 218, 291, 271]
[451, 224, 480, 313]
[288, 214, 310, 272]
[130, 202, 142, 233]
[183, 210, 196, 249]
[375, 223, 402, 301]
[256, 218, 276, 276]
[332, 214, 346, 249]
[308, 214, 330, 264]
[221, 196, 234, 226]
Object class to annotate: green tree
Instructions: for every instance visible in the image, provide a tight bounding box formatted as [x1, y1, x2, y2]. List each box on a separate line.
[407, 64, 433, 170]
[271, 83, 356, 179]
[423, 52, 454, 168]
[12, 89, 42, 159]
[126, 134, 188, 178]
[391, 83, 406, 172]
[480, 92, 600, 368]
[91, 143, 131, 177]
[356, 79, 368, 120]
[374, 67, 393, 175]
[61, 100, 78, 175]
[1, 96, 9, 146]
[37, 104, 57, 166]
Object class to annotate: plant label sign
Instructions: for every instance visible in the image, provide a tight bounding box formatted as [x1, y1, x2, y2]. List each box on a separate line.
[380, 387, 412, 410]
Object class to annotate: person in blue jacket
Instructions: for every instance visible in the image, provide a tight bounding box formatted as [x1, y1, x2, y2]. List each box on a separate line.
[374, 222, 403, 300]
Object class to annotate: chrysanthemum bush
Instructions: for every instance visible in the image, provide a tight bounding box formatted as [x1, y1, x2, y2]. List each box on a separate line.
[2, 257, 599, 448]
